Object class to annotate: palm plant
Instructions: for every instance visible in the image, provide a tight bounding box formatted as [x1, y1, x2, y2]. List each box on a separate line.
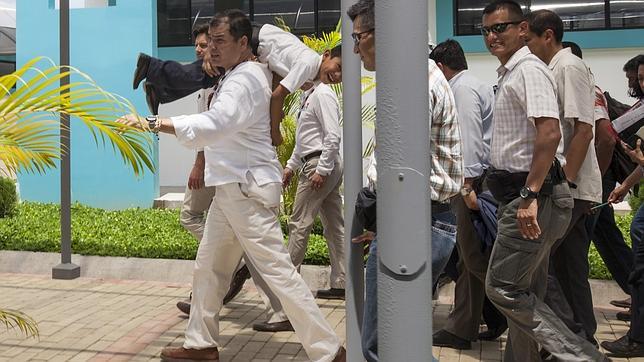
[0, 57, 155, 337]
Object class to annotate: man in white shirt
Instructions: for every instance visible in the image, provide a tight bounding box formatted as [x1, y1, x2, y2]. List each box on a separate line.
[283, 78, 345, 299]
[524, 10, 603, 347]
[429, 39, 507, 349]
[120, 10, 345, 362]
[480, 1, 607, 361]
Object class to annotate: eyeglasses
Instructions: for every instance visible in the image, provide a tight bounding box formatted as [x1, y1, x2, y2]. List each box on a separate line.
[351, 28, 374, 46]
[480, 21, 522, 36]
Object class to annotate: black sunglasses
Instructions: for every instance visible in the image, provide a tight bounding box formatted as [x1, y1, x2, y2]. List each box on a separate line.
[480, 21, 522, 36]
[351, 28, 374, 45]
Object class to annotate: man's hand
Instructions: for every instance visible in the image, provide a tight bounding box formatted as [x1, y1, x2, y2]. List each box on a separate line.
[463, 191, 479, 211]
[517, 198, 541, 240]
[116, 114, 146, 130]
[271, 128, 283, 147]
[188, 163, 205, 190]
[282, 167, 294, 188]
[352, 231, 375, 256]
[622, 139, 644, 166]
[202, 52, 220, 78]
[309, 172, 326, 190]
[608, 184, 629, 203]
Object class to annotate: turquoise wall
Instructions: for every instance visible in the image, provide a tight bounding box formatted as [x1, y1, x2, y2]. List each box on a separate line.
[436, 1, 644, 53]
[16, 0, 159, 209]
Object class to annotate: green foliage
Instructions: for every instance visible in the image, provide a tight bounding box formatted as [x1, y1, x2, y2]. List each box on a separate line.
[0, 177, 17, 217]
[0, 308, 38, 338]
[0, 202, 330, 265]
[628, 182, 644, 214]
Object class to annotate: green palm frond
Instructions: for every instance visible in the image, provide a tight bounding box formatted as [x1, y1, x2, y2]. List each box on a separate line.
[0, 308, 39, 338]
[0, 57, 154, 177]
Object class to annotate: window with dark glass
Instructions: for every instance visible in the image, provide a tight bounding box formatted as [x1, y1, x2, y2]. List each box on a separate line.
[157, 0, 341, 47]
[454, 0, 644, 36]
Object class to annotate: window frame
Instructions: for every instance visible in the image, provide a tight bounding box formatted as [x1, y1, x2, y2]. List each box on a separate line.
[452, 0, 644, 36]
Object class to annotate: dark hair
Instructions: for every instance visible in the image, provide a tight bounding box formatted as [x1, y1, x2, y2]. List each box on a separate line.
[562, 41, 582, 58]
[347, 0, 374, 30]
[634, 56, 644, 99]
[429, 39, 468, 71]
[210, 9, 252, 42]
[624, 54, 644, 73]
[192, 23, 210, 40]
[329, 45, 342, 58]
[482, 0, 525, 21]
[624, 54, 644, 98]
[525, 9, 563, 43]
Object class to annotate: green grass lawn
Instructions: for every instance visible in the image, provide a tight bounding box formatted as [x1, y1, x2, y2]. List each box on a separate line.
[0, 201, 634, 279]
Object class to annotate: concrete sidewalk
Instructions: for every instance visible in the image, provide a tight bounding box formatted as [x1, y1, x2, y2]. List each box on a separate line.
[0, 272, 643, 361]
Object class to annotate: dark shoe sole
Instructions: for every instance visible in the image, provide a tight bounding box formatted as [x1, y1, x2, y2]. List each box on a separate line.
[176, 301, 191, 315]
[143, 82, 159, 115]
[609, 298, 631, 309]
[133, 53, 150, 90]
[223, 265, 250, 304]
[616, 311, 631, 322]
[252, 321, 294, 332]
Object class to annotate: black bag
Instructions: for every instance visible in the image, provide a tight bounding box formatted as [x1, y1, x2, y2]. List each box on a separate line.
[352, 187, 377, 237]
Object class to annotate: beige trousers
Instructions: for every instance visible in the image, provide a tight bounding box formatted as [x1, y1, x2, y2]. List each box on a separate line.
[183, 175, 341, 362]
[287, 158, 345, 288]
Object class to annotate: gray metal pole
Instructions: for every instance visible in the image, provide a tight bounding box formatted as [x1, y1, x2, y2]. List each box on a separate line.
[53, 0, 80, 280]
[340, 0, 364, 360]
[374, 1, 431, 361]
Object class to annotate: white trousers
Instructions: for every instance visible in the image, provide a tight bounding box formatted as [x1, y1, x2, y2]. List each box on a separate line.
[183, 176, 341, 362]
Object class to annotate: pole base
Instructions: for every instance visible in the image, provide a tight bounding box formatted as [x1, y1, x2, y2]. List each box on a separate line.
[52, 263, 80, 280]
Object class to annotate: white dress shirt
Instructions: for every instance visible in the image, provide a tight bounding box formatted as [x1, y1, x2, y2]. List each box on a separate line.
[257, 24, 323, 93]
[171, 61, 282, 187]
[286, 83, 341, 175]
[490, 46, 563, 172]
[549, 48, 601, 203]
[448, 70, 494, 179]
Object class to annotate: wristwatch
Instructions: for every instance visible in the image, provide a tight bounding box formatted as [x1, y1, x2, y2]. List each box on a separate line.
[146, 115, 160, 134]
[519, 186, 539, 200]
[460, 186, 473, 197]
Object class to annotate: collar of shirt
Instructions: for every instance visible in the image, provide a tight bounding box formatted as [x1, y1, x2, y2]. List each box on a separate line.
[496, 45, 531, 77]
[447, 69, 467, 87]
[548, 47, 572, 70]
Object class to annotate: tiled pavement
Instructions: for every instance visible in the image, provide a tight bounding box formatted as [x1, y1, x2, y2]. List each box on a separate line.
[0, 272, 643, 362]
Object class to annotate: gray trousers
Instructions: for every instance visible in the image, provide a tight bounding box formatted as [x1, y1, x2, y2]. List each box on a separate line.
[485, 182, 604, 362]
[287, 158, 345, 288]
[545, 199, 597, 344]
[444, 194, 494, 340]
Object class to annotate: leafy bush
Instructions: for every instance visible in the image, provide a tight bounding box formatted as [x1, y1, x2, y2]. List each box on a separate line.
[0, 177, 17, 218]
[0, 202, 330, 265]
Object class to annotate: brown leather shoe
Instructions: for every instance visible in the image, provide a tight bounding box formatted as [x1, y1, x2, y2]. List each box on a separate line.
[610, 297, 631, 309]
[176, 299, 191, 315]
[160, 346, 219, 361]
[223, 265, 251, 304]
[332, 346, 346, 362]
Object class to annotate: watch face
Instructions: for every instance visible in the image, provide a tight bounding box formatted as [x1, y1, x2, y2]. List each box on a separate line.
[520, 187, 529, 199]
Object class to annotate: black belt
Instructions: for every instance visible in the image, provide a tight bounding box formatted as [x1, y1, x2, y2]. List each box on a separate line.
[250, 23, 263, 57]
[301, 150, 322, 163]
[431, 201, 451, 214]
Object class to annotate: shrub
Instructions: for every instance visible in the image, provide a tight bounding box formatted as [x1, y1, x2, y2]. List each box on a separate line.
[0, 177, 17, 218]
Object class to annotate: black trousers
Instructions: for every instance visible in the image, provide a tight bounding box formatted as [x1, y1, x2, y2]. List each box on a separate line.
[146, 57, 218, 104]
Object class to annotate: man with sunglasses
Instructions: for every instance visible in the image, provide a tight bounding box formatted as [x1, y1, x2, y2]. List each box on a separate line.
[348, 1, 462, 361]
[481, 1, 608, 361]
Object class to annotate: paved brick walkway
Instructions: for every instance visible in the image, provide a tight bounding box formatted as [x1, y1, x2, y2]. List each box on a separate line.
[0, 272, 643, 361]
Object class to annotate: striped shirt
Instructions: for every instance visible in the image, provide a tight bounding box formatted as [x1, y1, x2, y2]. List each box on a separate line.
[428, 59, 463, 201]
[490, 46, 563, 172]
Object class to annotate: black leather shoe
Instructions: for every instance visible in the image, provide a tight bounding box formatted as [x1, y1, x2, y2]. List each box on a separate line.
[176, 299, 191, 315]
[432, 329, 471, 350]
[252, 320, 294, 332]
[610, 297, 631, 309]
[143, 82, 159, 115]
[223, 265, 251, 305]
[616, 310, 631, 322]
[478, 323, 508, 341]
[316, 288, 345, 300]
[133, 53, 151, 90]
[602, 335, 644, 358]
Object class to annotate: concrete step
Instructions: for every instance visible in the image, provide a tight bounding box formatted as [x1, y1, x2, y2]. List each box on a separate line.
[153, 192, 184, 209]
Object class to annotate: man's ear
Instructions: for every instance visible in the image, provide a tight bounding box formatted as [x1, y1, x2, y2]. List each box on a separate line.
[240, 35, 249, 48]
[518, 20, 529, 38]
